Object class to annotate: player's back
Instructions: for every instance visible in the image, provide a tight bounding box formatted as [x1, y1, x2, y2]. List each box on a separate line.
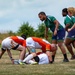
[32, 37, 50, 45]
[10, 36, 25, 45]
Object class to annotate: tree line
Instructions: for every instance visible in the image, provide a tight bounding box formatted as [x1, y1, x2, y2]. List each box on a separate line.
[17, 22, 52, 42]
[0, 22, 52, 43]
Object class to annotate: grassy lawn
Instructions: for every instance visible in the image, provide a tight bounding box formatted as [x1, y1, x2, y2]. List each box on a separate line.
[0, 49, 75, 75]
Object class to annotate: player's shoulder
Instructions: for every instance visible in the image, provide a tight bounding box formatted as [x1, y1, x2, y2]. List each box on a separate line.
[47, 15, 55, 19]
[17, 36, 24, 40]
[66, 15, 71, 20]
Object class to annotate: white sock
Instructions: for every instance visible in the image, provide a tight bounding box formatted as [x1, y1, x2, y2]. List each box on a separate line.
[27, 60, 35, 64]
[23, 54, 33, 63]
[19, 59, 22, 63]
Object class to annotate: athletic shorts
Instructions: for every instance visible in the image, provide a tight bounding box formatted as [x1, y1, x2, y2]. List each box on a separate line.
[67, 28, 75, 40]
[38, 53, 49, 64]
[2, 38, 19, 50]
[52, 29, 65, 42]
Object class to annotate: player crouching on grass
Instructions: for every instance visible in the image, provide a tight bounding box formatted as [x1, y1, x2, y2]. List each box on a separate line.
[0, 35, 26, 64]
[23, 37, 57, 64]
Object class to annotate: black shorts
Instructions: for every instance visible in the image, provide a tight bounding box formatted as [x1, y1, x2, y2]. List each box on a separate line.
[34, 56, 40, 62]
[12, 44, 19, 50]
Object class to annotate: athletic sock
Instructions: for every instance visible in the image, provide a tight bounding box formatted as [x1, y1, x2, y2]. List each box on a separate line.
[19, 59, 22, 63]
[63, 54, 68, 59]
[52, 55, 55, 62]
[27, 60, 34, 64]
[23, 54, 33, 63]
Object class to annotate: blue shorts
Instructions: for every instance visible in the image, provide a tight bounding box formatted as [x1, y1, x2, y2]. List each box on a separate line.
[67, 29, 75, 40]
[52, 29, 65, 42]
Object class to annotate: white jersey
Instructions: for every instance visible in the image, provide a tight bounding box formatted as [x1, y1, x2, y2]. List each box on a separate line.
[26, 37, 51, 50]
[1, 36, 23, 50]
[26, 37, 42, 49]
[38, 53, 49, 64]
[2, 37, 12, 50]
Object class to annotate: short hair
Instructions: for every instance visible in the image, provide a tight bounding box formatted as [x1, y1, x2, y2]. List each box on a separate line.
[62, 8, 68, 14]
[21, 34, 26, 40]
[74, 8, 75, 16]
[67, 7, 74, 15]
[38, 11, 46, 15]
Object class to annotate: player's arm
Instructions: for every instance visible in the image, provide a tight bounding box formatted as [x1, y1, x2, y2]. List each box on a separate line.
[45, 27, 48, 40]
[7, 49, 14, 64]
[68, 23, 75, 32]
[65, 24, 70, 31]
[46, 44, 53, 63]
[53, 20, 59, 35]
[46, 51, 53, 63]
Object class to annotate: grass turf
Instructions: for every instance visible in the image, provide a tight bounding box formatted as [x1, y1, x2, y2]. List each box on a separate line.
[0, 50, 75, 75]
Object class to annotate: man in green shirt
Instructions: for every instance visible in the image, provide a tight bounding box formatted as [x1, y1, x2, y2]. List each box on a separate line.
[38, 12, 69, 62]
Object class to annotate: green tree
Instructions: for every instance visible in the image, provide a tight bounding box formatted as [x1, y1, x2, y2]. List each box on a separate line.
[17, 22, 35, 37]
[35, 23, 45, 37]
[35, 23, 52, 42]
[8, 31, 16, 36]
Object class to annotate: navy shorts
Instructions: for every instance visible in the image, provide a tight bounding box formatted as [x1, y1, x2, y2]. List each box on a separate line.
[52, 29, 65, 42]
[67, 29, 75, 40]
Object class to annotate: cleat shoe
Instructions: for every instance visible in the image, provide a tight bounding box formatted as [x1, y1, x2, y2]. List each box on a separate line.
[30, 61, 38, 65]
[63, 58, 69, 62]
[71, 55, 75, 60]
[14, 60, 19, 64]
[19, 62, 25, 65]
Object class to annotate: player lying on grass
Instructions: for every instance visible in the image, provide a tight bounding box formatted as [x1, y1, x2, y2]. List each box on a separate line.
[23, 37, 57, 64]
[14, 52, 49, 65]
[0, 34, 26, 64]
[26, 52, 50, 64]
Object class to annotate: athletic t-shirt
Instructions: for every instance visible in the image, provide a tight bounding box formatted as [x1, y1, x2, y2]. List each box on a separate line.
[26, 37, 51, 52]
[44, 16, 63, 32]
[10, 36, 26, 47]
[64, 15, 75, 28]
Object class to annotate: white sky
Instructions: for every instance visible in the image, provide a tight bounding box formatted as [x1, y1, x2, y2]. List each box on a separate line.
[0, 0, 75, 32]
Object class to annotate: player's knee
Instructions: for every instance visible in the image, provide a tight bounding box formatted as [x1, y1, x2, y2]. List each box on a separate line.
[58, 43, 62, 47]
[64, 42, 70, 46]
[32, 53, 36, 57]
[17, 46, 26, 51]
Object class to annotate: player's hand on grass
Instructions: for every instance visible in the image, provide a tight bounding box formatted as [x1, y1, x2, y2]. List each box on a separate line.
[11, 59, 14, 64]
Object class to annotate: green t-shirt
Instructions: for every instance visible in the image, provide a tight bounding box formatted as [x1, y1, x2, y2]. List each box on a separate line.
[72, 16, 75, 23]
[64, 15, 75, 28]
[44, 16, 63, 32]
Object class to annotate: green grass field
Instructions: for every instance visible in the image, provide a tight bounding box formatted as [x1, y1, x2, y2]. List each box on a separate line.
[0, 49, 75, 75]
